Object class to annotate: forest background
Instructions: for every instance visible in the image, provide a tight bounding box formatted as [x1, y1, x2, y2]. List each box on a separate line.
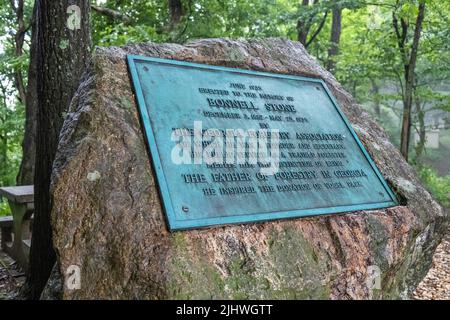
[0, 0, 449, 216]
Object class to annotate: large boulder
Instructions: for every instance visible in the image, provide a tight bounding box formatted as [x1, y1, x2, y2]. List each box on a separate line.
[50, 38, 448, 299]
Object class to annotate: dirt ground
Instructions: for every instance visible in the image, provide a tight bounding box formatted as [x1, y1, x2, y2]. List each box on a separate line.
[0, 250, 25, 300]
[413, 232, 450, 300]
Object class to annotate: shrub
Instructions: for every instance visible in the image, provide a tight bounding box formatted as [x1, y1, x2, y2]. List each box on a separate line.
[0, 200, 10, 217]
[418, 166, 450, 207]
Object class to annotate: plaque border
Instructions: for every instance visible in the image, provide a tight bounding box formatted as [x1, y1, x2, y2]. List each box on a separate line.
[127, 55, 398, 231]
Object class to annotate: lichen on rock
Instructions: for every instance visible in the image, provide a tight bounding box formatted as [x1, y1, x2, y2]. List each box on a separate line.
[49, 38, 448, 299]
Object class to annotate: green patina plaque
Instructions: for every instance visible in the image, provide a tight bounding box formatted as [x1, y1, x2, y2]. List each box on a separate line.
[127, 55, 397, 231]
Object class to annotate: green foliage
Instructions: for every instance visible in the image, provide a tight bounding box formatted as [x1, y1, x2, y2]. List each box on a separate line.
[0, 200, 10, 217]
[92, 0, 168, 46]
[91, 0, 295, 46]
[0, 62, 24, 188]
[418, 166, 450, 206]
[333, 1, 450, 165]
[0, 0, 31, 191]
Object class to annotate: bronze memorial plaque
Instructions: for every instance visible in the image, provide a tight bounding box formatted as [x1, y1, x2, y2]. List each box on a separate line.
[128, 56, 397, 230]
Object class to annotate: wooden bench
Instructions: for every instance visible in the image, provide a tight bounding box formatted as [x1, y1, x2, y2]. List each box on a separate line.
[0, 216, 14, 251]
[0, 185, 34, 272]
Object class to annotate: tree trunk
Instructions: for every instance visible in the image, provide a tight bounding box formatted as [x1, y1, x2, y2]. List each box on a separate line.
[0, 84, 8, 182]
[297, 0, 311, 45]
[26, 0, 91, 300]
[168, 0, 184, 29]
[398, 2, 426, 161]
[370, 79, 381, 118]
[414, 90, 426, 162]
[10, 0, 27, 105]
[0, 135, 7, 181]
[17, 5, 37, 186]
[327, 2, 342, 73]
[297, 0, 325, 49]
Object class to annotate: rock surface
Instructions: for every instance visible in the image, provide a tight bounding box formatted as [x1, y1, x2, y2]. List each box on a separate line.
[50, 38, 448, 299]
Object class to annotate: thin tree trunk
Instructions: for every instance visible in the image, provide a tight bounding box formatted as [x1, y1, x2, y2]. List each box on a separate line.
[17, 5, 37, 186]
[305, 10, 328, 48]
[297, 0, 324, 49]
[327, 2, 342, 73]
[370, 79, 381, 118]
[168, 0, 184, 29]
[398, 2, 426, 161]
[414, 89, 426, 161]
[26, 0, 91, 300]
[91, 5, 130, 23]
[0, 85, 8, 181]
[297, 0, 311, 45]
[0, 135, 7, 180]
[10, 0, 27, 105]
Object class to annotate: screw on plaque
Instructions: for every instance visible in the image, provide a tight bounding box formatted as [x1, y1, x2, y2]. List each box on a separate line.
[182, 206, 189, 213]
[315, 86, 321, 91]
[143, 66, 149, 72]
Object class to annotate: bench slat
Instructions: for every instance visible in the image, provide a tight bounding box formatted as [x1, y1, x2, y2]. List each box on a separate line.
[0, 216, 13, 227]
[0, 185, 34, 204]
